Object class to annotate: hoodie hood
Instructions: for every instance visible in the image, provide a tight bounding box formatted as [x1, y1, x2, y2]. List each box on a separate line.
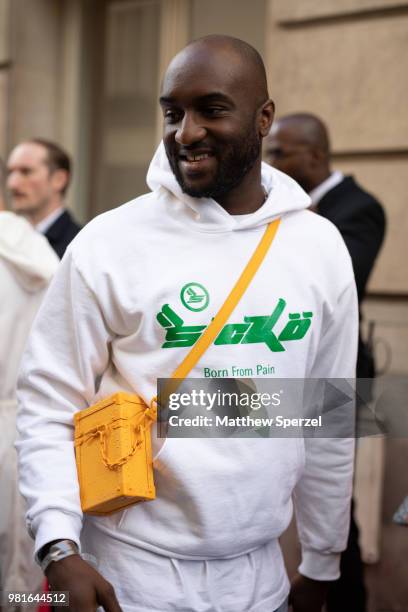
[146, 141, 311, 232]
[0, 212, 59, 292]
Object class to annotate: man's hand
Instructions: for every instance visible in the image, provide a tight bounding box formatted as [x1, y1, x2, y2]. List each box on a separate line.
[288, 572, 331, 612]
[46, 554, 122, 612]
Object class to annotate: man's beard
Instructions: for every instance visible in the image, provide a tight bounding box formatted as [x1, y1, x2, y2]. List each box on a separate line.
[166, 127, 261, 200]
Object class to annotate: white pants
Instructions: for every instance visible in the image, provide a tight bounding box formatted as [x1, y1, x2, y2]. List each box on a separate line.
[82, 520, 289, 612]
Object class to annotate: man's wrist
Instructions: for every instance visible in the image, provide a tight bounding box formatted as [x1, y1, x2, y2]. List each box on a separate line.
[38, 539, 79, 572]
[299, 550, 341, 581]
[37, 539, 69, 562]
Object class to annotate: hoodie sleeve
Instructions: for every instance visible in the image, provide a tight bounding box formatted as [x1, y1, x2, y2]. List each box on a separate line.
[16, 250, 113, 555]
[293, 248, 359, 581]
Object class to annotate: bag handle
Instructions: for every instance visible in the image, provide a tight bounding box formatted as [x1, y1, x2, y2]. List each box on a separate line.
[76, 410, 156, 470]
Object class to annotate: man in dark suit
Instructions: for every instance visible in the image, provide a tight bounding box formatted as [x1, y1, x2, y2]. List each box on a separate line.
[7, 138, 81, 258]
[265, 112, 386, 612]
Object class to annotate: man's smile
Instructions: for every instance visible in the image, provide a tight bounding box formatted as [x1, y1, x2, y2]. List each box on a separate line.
[178, 150, 216, 175]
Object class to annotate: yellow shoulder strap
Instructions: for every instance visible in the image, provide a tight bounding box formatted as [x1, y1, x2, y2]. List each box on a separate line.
[171, 218, 281, 381]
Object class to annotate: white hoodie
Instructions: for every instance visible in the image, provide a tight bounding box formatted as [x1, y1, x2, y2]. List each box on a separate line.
[17, 145, 358, 592]
[0, 212, 59, 400]
[0, 211, 58, 597]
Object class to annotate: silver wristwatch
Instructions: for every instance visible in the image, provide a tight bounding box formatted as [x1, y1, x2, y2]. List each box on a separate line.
[39, 539, 79, 573]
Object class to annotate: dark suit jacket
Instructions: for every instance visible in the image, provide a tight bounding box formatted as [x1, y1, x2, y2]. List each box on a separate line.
[317, 176, 385, 302]
[317, 175, 386, 377]
[45, 209, 82, 259]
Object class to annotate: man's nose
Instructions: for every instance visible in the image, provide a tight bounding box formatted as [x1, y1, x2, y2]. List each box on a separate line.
[7, 171, 20, 191]
[175, 113, 206, 145]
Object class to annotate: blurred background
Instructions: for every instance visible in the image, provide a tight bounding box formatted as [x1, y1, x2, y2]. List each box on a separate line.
[0, 1, 407, 610]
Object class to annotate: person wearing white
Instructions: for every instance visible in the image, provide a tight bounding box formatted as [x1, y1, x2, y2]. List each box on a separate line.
[0, 210, 59, 602]
[17, 37, 357, 612]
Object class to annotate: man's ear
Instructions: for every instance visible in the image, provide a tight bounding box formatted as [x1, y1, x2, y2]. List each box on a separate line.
[51, 169, 69, 195]
[259, 99, 275, 137]
[310, 146, 327, 167]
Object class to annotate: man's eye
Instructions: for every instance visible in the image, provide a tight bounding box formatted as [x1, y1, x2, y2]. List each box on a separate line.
[203, 107, 226, 117]
[164, 110, 180, 122]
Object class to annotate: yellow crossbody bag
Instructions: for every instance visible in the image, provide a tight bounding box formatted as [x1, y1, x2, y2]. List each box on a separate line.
[74, 219, 281, 515]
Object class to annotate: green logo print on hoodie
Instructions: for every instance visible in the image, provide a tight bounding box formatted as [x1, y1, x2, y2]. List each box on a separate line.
[156, 298, 313, 351]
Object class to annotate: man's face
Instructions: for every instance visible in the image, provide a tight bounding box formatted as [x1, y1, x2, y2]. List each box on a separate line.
[7, 143, 55, 218]
[160, 50, 263, 200]
[264, 124, 314, 192]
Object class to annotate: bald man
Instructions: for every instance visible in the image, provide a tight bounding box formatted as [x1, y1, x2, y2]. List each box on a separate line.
[265, 114, 385, 305]
[266, 114, 386, 392]
[17, 39, 358, 612]
[266, 114, 386, 612]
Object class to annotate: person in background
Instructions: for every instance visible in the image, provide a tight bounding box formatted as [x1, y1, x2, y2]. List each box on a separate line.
[0, 156, 59, 609]
[265, 113, 385, 307]
[265, 112, 386, 612]
[7, 139, 81, 258]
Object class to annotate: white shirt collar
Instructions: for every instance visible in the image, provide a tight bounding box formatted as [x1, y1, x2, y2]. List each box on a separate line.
[35, 207, 65, 234]
[309, 171, 344, 206]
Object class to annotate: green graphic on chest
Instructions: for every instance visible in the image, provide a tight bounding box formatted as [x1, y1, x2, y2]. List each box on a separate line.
[156, 298, 313, 352]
